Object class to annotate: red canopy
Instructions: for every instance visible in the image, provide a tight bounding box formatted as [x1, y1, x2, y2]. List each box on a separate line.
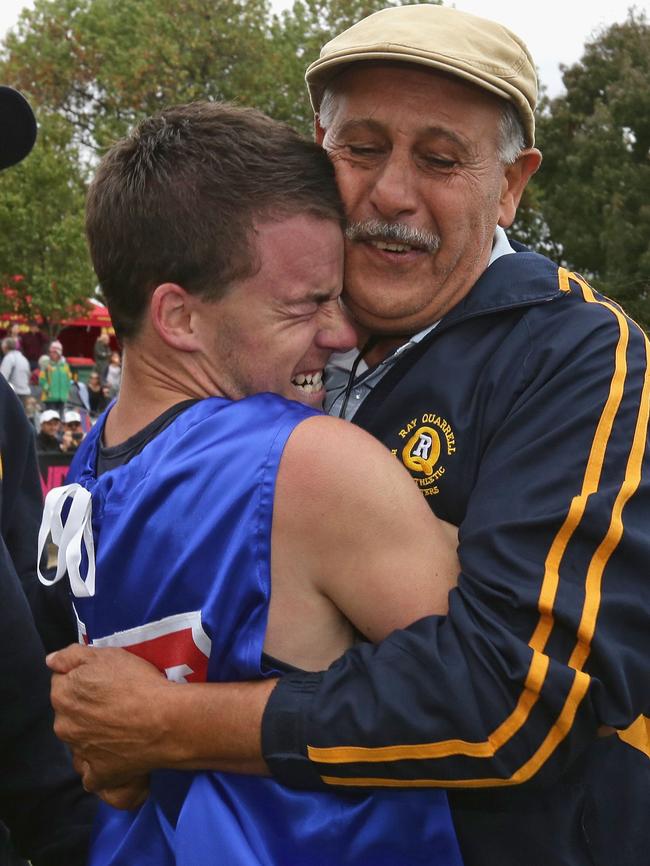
[61, 302, 113, 329]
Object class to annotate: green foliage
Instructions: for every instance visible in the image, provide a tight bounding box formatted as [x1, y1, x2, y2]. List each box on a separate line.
[531, 10, 650, 330]
[2, 0, 432, 146]
[2, 0, 280, 151]
[4, 1, 647, 330]
[0, 110, 94, 334]
[269, 0, 438, 134]
[0, 0, 436, 325]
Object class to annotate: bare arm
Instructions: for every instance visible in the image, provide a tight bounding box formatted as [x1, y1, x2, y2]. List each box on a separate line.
[266, 415, 458, 668]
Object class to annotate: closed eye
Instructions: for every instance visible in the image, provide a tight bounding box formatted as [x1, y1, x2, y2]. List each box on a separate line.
[423, 156, 456, 169]
[347, 145, 384, 157]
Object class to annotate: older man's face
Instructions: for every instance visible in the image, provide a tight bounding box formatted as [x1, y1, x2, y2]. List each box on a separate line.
[317, 64, 532, 335]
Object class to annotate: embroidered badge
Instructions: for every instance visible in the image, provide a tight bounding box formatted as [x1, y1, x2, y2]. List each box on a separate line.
[392, 413, 456, 496]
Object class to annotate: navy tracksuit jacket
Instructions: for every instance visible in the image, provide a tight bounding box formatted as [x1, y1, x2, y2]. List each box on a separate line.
[263, 247, 650, 866]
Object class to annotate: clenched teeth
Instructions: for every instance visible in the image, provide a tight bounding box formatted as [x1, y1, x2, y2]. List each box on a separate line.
[292, 370, 323, 392]
[370, 240, 415, 253]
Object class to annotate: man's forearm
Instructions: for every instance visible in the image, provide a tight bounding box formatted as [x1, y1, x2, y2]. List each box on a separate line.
[156, 679, 274, 775]
[48, 645, 274, 791]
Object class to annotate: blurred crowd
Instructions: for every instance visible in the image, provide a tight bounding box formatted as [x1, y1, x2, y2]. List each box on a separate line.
[0, 322, 121, 454]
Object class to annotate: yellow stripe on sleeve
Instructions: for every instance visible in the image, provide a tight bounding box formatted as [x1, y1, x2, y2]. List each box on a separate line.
[617, 716, 650, 760]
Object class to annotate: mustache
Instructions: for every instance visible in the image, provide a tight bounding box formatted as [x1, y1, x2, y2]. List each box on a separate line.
[345, 219, 440, 254]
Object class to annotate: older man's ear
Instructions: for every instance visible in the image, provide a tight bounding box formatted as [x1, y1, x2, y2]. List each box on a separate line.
[498, 148, 542, 229]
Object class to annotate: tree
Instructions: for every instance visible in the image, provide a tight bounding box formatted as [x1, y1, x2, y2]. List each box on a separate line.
[531, 10, 650, 329]
[0, 110, 95, 334]
[0, 0, 436, 324]
[268, 0, 438, 133]
[2, 0, 430, 146]
[2, 0, 279, 151]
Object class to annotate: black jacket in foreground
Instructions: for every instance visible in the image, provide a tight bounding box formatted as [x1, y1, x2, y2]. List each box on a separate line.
[0, 377, 96, 865]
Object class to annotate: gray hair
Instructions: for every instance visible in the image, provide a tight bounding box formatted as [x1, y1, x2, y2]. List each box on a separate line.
[497, 101, 525, 165]
[2, 337, 16, 352]
[318, 84, 525, 165]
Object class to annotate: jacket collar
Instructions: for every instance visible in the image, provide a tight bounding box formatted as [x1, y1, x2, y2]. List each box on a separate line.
[440, 244, 563, 331]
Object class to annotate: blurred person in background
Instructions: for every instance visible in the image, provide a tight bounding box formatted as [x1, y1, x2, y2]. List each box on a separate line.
[7, 324, 22, 351]
[31, 354, 49, 397]
[0, 84, 95, 866]
[23, 395, 40, 431]
[38, 340, 71, 416]
[93, 331, 111, 381]
[66, 371, 92, 431]
[21, 321, 48, 371]
[0, 338, 31, 408]
[35, 409, 62, 453]
[86, 370, 110, 418]
[104, 350, 121, 397]
[61, 410, 85, 453]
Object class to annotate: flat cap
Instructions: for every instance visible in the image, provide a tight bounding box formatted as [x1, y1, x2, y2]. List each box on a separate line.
[306, 4, 537, 146]
[0, 86, 37, 170]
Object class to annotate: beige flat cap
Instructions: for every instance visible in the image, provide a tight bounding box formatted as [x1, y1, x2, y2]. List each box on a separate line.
[306, 4, 537, 146]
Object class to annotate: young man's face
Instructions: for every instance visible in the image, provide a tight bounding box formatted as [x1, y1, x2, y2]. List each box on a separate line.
[193, 213, 355, 408]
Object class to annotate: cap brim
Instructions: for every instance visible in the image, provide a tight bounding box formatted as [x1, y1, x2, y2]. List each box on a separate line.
[0, 86, 37, 170]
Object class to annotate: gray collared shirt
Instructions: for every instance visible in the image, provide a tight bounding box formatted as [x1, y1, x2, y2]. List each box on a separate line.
[325, 227, 515, 420]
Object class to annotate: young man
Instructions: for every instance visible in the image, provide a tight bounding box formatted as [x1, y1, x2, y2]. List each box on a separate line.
[42, 102, 463, 864]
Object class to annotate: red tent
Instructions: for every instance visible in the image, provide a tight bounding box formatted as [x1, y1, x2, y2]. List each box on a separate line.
[61, 301, 113, 329]
[58, 302, 117, 363]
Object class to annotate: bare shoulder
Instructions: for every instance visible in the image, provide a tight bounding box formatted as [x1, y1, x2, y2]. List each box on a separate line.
[272, 415, 459, 649]
[275, 413, 442, 558]
[279, 413, 410, 504]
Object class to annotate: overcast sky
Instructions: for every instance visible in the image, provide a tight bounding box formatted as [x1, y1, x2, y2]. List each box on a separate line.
[1, 0, 648, 97]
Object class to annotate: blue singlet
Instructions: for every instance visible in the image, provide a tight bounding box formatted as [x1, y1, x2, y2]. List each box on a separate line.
[61, 394, 463, 866]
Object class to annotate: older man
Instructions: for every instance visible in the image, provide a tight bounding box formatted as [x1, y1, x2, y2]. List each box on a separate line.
[49, 7, 649, 866]
[0, 85, 95, 866]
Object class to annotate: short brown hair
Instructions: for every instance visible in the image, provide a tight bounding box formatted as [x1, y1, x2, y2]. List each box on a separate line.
[86, 102, 344, 340]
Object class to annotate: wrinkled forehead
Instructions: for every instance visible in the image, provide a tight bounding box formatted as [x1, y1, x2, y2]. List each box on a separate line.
[321, 62, 505, 145]
[327, 60, 504, 109]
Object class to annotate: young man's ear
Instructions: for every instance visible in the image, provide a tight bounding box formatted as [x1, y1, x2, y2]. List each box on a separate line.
[498, 148, 542, 229]
[150, 283, 200, 352]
